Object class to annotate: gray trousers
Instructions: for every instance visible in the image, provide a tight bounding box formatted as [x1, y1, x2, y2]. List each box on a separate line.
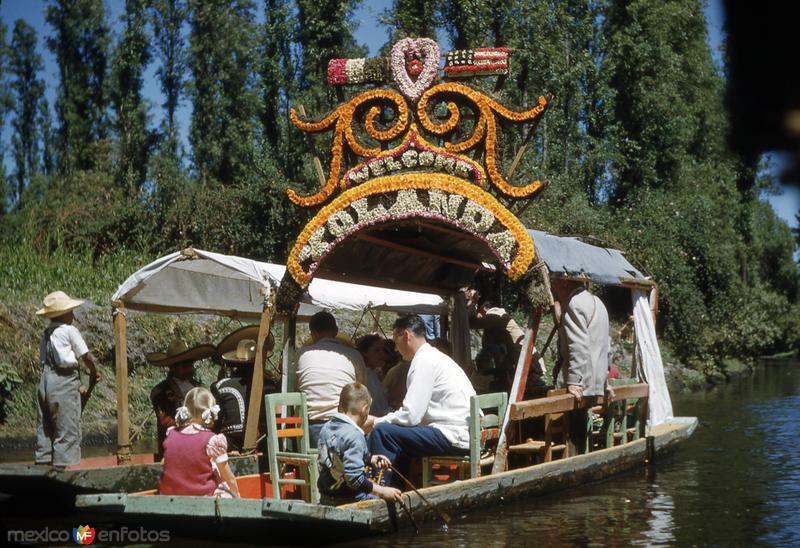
[35, 365, 81, 466]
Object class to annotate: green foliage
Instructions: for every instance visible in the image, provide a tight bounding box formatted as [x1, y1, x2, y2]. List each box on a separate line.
[150, 0, 188, 144]
[46, 0, 111, 174]
[111, 0, 154, 194]
[188, 0, 260, 186]
[9, 19, 45, 206]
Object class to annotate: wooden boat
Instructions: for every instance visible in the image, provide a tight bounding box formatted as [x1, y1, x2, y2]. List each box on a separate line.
[47, 36, 700, 540]
[75, 418, 696, 543]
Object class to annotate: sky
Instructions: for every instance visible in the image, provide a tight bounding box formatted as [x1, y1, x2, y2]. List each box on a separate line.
[1, 0, 797, 236]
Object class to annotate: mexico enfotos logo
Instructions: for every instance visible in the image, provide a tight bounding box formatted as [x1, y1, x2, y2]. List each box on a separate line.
[7, 524, 170, 544]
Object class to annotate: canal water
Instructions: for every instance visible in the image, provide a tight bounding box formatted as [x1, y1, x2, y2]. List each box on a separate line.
[335, 360, 800, 547]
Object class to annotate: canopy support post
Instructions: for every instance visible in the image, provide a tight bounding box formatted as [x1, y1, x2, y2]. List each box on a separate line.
[491, 310, 543, 474]
[113, 303, 131, 464]
[282, 313, 298, 393]
[242, 291, 276, 453]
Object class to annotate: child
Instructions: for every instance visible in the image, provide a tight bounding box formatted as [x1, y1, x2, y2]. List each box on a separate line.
[158, 387, 241, 498]
[317, 383, 402, 502]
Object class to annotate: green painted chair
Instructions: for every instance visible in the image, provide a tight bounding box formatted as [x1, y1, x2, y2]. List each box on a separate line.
[600, 378, 643, 448]
[421, 392, 508, 487]
[264, 392, 320, 503]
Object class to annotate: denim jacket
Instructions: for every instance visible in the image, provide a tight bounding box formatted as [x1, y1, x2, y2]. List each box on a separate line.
[317, 413, 372, 495]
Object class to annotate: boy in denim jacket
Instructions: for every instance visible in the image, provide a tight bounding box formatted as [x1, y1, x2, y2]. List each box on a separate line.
[317, 383, 402, 502]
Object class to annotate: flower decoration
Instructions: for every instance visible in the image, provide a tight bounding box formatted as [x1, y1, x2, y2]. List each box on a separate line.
[444, 48, 510, 77]
[390, 38, 440, 102]
[328, 57, 388, 85]
[286, 173, 535, 286]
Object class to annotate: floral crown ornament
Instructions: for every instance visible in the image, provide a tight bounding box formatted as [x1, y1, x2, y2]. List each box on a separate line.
[280, 37, 550, 299]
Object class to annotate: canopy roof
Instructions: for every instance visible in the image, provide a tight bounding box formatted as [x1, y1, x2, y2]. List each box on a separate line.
[111, 248, 447, 318]
[529, 229, 648, 287]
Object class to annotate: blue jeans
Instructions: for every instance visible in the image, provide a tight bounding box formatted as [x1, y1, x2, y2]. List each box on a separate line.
[368, 422, 467, 482]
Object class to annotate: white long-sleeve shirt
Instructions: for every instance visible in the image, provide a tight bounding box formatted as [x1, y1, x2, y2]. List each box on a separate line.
[375, 343, 476, 449]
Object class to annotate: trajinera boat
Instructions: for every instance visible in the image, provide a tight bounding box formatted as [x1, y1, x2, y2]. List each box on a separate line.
[79, 36, 693, 543]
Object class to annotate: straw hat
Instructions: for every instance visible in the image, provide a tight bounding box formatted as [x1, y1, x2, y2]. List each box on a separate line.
[223, 339, 258, 364]
[217, 325, 274, 365]
[146, 340, 216, 367]
[36, 291, 85, 318]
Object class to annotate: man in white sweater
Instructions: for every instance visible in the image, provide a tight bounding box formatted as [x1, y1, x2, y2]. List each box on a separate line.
[366, 315, 476, 476]
[297, 311, 367, 447]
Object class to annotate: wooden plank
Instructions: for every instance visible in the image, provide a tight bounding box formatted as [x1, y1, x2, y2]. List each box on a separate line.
[354, 233, 491, 272]
[243, 294, 275, 452]
[608, 383, 649, 401]
[113, 305, 131, 464]
[276, 428, 304, 439]
[491, 312, 541, 474]
[509, 394, 577, 420]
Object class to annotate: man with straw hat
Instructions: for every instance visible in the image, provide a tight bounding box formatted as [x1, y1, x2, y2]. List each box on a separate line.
[211, 326, 276, 452]
[35, 290, 100, 468]
[147, 340, 215, 460]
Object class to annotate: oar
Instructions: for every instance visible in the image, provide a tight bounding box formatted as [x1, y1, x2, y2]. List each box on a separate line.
[398, 494, 420, 534]
[389, 463, 451, 526]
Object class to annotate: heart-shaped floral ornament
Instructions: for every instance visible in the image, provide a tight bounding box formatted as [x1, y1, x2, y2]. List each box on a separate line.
[391, 38, 440, 103]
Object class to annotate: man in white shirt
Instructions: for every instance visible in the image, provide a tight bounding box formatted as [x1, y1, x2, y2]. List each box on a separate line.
[366, 315, 476, 478]
[296, 311, 367, 447]
[35, 291, 100, 468]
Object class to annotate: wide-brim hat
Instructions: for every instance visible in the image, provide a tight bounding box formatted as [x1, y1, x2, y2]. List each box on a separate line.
[217, 325, 275, 365]
[36, 291, 85, 318]
[146, 339, 217, 367]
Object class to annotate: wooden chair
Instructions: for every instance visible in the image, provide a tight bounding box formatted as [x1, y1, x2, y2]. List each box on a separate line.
[264, 392, 319, 503]
[421, 392, 508, 487]
[508, 388, 570, 463]
[600, 379, 647, 448]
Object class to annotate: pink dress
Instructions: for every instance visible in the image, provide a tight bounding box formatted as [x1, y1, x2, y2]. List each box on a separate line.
[158, 424, 230, 496]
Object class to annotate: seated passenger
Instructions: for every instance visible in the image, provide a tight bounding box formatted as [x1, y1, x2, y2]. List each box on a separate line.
[147, 341, 213, 461]
[356, 334, 392, 416]
[317, 383, 402, 503]
[366, 315, 476, 481]
[296, 312, 367, 447]
[158, 387, 240, 498]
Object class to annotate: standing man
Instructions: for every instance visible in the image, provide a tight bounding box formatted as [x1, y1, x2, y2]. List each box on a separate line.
[296, 311, 367, 447]
[147, 340, 214, 460]
[366, 315, 476, 478]
[551, 278, 610, 452]
[35, 291, 100, 468]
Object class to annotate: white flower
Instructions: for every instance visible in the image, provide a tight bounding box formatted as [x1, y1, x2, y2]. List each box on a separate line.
[461, 200, 495, 233]
[487, 230, 516, 263]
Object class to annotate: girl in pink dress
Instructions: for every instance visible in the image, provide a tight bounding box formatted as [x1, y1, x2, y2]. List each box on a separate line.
[158, 387, 240, 498]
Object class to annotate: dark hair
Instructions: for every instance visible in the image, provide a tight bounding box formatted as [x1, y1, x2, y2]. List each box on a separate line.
[338, 382, 372, 414]
[356, 334, 384, 355]
[392, 314, 427, 338]
[309, 311, 337, 334]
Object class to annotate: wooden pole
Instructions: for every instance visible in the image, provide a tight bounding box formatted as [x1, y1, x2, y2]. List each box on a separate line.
[242, 292, 276, 452]
[285, 313, 298, 393]
[491, 310, 542, 474]
[113, 303, 131, 464]
[297, 104, 327, 188]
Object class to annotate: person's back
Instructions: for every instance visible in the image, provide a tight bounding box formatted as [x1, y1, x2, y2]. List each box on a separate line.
[317, 383, 401, 502]
[297, 337, 366, 419]
[558, 287, 609, 397]
[211, 374, 248, 451]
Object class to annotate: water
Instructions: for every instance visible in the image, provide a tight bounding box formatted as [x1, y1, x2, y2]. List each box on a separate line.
[334, 360, 800, 547]
[3, 361, 799, 546]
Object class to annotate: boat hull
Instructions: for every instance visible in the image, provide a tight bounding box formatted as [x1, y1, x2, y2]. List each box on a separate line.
[73, 417, 697, 542]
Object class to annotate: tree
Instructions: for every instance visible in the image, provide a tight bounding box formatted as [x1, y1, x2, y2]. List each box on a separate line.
[188, 0, 259, 185]
[46, 0, 111, 174]
[111, 0, 154, 194]
[295, 0, 366, 115]
[260, 0, 297, 167]
[387, 0, 439, 42]
[0, 21, 15, 214]
[8, 20, 45, 207]
[150, 0, 188, 151]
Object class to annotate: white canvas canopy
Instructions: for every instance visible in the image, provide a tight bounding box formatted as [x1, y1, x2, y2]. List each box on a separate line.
[111, 248, 446, 318]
